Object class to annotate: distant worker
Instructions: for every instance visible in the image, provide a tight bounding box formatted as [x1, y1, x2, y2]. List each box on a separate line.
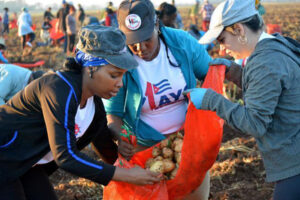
[77, 4, 85, 26]
[0, 38, 8, 63]
[199, 0, 214, 32]
[171, 0, 184, 29]
[2, 8, 9, 35]
[17, 7, 35, 51]
[157, 2, 178, 28]
[44, 7, 54, 20]
[189, 0, 200, 26]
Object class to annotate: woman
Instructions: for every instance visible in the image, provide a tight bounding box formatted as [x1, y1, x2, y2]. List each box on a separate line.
[66, 5, 76, 55]
[104, 0, 212, 199]
[17, 7, 35, 50]
[0, 25, 161, 200]
[188, 0, 300, 199]
[157, 2, 177, 28]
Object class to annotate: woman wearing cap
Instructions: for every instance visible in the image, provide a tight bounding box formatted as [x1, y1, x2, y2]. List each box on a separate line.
[186, 0, 300, 199]
[0, 25, 161, 200]
[103, 0, 212, 199]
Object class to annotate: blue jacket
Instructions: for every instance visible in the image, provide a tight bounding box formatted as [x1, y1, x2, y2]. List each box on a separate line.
[202, 34, 300, 182]
[103, 26, 211, 146]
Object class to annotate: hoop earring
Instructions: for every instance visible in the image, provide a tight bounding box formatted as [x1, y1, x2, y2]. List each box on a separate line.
[238, 35, 248, 45]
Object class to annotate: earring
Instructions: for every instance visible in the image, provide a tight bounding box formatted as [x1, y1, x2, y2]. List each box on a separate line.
[89, 67, 93, 78]
[238, 35, 248, 45]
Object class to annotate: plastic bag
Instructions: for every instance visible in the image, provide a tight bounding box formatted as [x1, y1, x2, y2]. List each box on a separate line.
[103, 65, 225, 200]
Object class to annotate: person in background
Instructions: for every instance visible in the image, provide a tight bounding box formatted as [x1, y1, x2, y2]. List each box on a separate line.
[37, 16, 52, 47]
[2, 8, 9, 35]
[0, 64, 45, 105]
[17, 7, 35, 51]
[105, 7, 118, 27]
[83, 15, 100, 26]
[0, 25, 161, 200]
[189, 0, 200, 26]
[105, 0, 212, 199]
[187, 24, 214, 51]
[199, 0, 214, 32]
[157, 2, 178, 28]
[0, 38, 8, 64]
[171, 0, 184, 29]
[44, 7, 54, 20]
[56, 0, 70, 53]
[66, 5, 76, 55]
[186, 0, 300, 199]
[77, 4, 85, 26]
[256, 0, 266, 16]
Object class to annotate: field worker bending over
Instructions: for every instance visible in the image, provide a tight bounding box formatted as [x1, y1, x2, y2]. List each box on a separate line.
[0, 25, 162, 200]
[103, 0, 212, 199]
[0, 64, 44, 105]
[185, 0, 300, 199]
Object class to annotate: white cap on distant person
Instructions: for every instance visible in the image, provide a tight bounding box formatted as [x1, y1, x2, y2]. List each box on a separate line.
[199, 0, 258, 44]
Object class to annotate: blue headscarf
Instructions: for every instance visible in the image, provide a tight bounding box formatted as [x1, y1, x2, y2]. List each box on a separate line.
[75, 50, 109, 67]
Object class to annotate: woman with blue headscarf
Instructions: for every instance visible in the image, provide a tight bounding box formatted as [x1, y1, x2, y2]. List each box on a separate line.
[0, 25, 161, 200]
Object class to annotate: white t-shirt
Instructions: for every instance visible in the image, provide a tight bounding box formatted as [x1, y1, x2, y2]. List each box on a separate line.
[135, 39, 187, 134]
[37, 96, 95, 164]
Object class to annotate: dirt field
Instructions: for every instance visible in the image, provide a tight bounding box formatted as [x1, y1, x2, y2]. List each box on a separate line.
[3, 3, 300, 200]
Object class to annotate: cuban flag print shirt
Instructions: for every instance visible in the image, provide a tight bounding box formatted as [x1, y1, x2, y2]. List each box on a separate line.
[136, 39, 187, 135]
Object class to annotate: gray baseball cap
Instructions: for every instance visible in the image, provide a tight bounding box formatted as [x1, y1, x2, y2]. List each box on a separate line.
[199, 0, 258, 44]
[76, 25, 138, 70]
[117, 0, 156, 45]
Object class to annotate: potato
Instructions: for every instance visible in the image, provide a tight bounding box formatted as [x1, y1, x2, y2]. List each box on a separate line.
[163, 159, 175, 173]
[149, 161, 164, 173]
[160, 138, 170, 148]
[170, 167, 179, 179]
[175, 152, 181, 163]
[162, 147, 173, 159]
[172, 138, 183, 152]
[154, 156, 163, 161]
[145, 158, 154, 169]
[152, 146, 161, 157]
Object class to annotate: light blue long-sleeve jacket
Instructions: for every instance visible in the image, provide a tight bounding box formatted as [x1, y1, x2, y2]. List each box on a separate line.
[0, 64, 31, 105]
[202, 34, 300, 182]
[17, 11, 33, 36]
[103, 26, 212, 146]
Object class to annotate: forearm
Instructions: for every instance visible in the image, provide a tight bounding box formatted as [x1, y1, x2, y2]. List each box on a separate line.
[107, 114, 123, 141]
[225, 62, 243, 88]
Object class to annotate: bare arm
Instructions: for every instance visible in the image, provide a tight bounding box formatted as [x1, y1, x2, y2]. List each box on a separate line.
[107, 114, 135, 160]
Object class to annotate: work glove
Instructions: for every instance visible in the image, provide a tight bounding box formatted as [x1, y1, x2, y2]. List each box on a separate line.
[209, 58, 233, 68]
[183, 88, 207, 109]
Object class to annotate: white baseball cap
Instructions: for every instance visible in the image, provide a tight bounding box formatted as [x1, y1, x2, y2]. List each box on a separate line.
[199, 0, 258, 44]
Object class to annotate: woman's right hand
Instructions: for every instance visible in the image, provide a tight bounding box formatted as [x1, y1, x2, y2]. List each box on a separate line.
[118, 139, 135, 160]
[113, 166, 163, 185]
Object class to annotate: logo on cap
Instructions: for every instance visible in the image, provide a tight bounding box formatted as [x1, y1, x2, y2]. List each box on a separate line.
[125, 14, 141, 30]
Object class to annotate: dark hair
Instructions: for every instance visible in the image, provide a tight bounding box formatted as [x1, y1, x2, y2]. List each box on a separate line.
[157, 2, 177, 19]
[64, 57, 82, 73]
[242, 14, 264, 33]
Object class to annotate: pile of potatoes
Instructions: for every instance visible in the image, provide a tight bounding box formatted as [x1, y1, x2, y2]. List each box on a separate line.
[145, 132, 184, 180]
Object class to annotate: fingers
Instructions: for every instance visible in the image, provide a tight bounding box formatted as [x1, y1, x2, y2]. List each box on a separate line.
[118, 140, 135, 159]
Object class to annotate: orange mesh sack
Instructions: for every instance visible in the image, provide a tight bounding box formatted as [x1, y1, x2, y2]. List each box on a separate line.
[103, 65, 225, 200]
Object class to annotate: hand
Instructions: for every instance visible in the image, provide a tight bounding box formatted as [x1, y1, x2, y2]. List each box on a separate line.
[113, 166, 163, 185]
[183, 88, 207, 109]
[118, 139, 135, 160]
[209, 58, 234, 68]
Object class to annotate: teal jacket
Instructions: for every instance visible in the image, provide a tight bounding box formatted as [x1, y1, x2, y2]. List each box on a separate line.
[0, 64, 31, 105]
[103, 27, 212, 146]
